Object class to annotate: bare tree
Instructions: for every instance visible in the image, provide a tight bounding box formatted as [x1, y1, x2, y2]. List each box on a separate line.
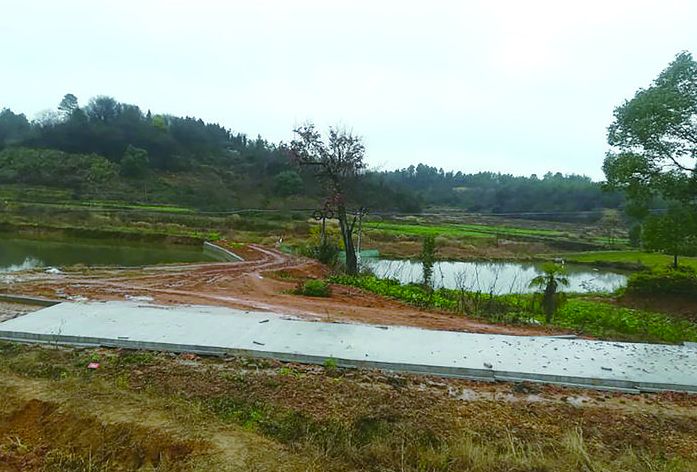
[290, 124, 366, 274]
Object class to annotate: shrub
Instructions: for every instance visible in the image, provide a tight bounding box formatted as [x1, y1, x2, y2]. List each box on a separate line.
[625, 266, 697, 299]
[296, 279, 332, 297]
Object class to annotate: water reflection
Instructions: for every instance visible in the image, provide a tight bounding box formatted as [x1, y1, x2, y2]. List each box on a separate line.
[362, 259, 626, 294]
[0, 237, 219, 272]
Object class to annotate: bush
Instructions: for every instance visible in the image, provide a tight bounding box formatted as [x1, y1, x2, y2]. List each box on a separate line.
[625, 266, 697, 299]
[296, 279, 332, 297]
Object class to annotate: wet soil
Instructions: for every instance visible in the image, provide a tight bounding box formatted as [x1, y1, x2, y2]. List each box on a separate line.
[4, 243, 564, 336]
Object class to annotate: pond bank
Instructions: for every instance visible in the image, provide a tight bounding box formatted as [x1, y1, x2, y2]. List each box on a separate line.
[0, 234, 222, 272]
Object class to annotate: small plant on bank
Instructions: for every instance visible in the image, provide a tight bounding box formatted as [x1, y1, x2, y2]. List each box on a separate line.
[295, 279, 332, 297]
[528, 264, 569, 323]
[420, 234, 437, 289]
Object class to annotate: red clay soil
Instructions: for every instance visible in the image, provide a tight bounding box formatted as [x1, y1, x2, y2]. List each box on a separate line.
[8, 244, 563, 336]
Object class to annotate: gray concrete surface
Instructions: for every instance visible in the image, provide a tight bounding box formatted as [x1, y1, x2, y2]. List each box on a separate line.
[203, 241, 244, 262]
[0, 301, 696, 393]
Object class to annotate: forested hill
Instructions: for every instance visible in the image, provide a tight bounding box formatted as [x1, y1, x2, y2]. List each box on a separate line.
[0, 95, 621, 216]
[380, 166, 623, 215]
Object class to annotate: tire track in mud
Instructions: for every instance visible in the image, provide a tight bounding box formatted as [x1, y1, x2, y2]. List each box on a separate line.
[11, 244, 564, 336]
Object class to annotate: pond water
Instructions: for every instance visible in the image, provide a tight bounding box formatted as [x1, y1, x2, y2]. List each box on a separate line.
[362, 258, 627, 294]
[0, 236, 220, 272]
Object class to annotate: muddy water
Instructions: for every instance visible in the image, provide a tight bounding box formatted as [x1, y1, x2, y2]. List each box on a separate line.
[0, 236, 220, 272]
[363, 258, 627, 294]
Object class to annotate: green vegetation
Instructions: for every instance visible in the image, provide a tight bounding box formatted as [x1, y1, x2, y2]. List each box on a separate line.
[331, 275, 697, 343]
[291, 124, 367, 274]
[382, 164, 624, 218]
[558, 250, 697, 271]
[605, 52, 697, 209]
[604, 52, 697, 266]
[625, 267, 697, 299]
[554, 299, 697, 343]
[0, 95, 626, 217]
[366, 220, 565, 240]
[642, 206, 697, 268]
[295, 279, 332, 297]
[420, 234, 437, 287]
[529, 264, 569, 323]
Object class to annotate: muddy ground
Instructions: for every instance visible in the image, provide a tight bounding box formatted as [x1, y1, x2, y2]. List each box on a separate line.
[2, 243, 565, 336]
[1, 244, 696, 471]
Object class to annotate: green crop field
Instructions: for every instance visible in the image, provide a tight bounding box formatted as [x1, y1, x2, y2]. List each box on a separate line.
[364, 221, 567, 240]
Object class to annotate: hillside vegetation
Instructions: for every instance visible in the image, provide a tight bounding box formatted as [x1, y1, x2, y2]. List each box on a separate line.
[0, 96, 621, 217]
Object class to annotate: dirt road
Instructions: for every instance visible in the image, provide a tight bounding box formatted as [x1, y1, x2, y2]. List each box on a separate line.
[5, 244, 561, 336]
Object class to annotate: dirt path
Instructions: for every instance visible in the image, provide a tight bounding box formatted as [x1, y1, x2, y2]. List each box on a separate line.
[5, 244, 562, 336]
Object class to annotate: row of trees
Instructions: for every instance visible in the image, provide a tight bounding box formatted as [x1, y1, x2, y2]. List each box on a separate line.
[381, 165, 623, 217]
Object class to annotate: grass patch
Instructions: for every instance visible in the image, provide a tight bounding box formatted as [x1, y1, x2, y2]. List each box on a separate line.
[294, 279, 332, 297]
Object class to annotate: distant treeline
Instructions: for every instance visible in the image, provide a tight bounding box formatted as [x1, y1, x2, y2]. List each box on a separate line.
[381, 165, 623, 216]
[0, 95, 621, 217]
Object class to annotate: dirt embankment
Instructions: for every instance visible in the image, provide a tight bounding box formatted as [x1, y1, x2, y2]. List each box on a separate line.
[1, 345, 696, 471]
[6, 244, 563, 336]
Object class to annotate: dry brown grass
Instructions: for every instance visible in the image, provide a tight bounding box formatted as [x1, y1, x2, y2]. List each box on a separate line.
[0, 343, 695, 471]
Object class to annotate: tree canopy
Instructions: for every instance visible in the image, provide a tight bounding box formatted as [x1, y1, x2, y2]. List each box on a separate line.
[604, 51, 697, 208]
[604, 51, 697, 265]
[290, 124, 366, 274]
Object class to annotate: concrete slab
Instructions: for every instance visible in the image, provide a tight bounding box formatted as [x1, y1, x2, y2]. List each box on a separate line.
[0, 301, 696, 393]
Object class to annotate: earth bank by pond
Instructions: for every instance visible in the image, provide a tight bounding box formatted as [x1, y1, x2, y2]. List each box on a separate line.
[363, 258, 627, 294]
[0, 236, 220, 272]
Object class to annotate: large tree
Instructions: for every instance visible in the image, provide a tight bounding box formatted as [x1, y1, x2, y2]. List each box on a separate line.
[290, 124, 366, 275]
[58, 93, 79, 117]
[604, 51, 697, 263]
[642, 206, 697, 268]
[604, 51, 697, 207]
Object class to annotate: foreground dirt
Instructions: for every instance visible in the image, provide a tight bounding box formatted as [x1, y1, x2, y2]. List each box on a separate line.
[0, 302, 37, 323]
[0, 343, 695, 471]
[3, 243, 563, 336]
[0, 365, 308, 471]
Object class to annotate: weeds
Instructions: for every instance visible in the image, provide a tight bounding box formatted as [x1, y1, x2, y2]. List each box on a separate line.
[331, 275, 697, 343]
[295, 279, 332, 297]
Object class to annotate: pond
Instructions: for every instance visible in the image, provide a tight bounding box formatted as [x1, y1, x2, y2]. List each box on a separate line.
[0, 236, 222, 273]
[362, 258, 627, 294]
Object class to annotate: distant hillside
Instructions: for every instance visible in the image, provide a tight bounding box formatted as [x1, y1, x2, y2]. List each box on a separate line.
[0, 95, 621, 218]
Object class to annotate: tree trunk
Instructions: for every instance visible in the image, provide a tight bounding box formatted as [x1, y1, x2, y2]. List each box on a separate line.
[337, 205, 358, 275]
[674, 254, 679, 269]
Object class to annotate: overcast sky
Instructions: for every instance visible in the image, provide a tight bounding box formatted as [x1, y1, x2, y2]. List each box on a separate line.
[2, 1, 696, 179]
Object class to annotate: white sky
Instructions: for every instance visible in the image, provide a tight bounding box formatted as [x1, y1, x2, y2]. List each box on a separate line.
[2, 0, 696, 179]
